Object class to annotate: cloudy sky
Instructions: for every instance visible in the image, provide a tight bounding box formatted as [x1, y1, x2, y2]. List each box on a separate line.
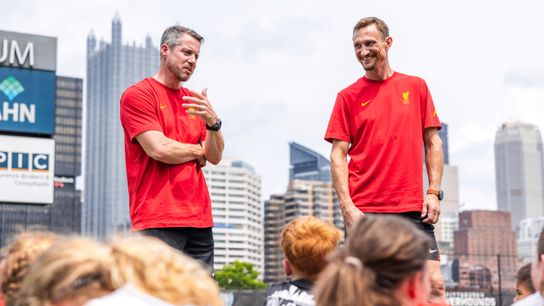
[3, 0, 543, 211]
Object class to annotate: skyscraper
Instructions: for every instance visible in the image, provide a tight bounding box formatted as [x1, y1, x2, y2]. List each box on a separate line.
[0, 30, 82, 246]
[264, 179, 342, 283]
[84, 14, 158, 238]
[202, 159, 263, 274]
[264, 142, 343, 283]
[289, 142, 331, 182]
[494, 121, 544, 231]
[439, 122, 449, 165]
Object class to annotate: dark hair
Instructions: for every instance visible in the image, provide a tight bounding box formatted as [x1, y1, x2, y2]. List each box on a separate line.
[517, 263, 536, 293]
[314, 215, 430, 306]
[353, 17, 390, 39]
[160, 25, 204, 47]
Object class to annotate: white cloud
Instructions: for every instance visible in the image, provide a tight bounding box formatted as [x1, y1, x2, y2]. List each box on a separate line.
[3, 0, 544, 214]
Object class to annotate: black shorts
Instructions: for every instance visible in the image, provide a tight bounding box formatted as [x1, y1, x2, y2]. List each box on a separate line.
[140, 227, 215, 269]
[368, 211, 440, 261]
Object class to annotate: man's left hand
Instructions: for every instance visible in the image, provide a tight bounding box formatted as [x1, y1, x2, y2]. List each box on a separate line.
[421, 194, 440, 224]
[182, 88, 219, 126]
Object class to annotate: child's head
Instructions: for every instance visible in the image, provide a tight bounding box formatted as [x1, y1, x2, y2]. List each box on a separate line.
[108, 235, 223, 306]
[514, 263, 536, 302]
[16, 236, 114, 306]
[280, 216, 341, 279]
[314, 215, 432, 306]
[0, 231, 57, 305]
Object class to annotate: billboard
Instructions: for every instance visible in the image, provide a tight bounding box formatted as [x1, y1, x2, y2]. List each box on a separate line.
[0, 30, 57, 71]
[0, 135, 54, 204]
[0, 67, 55, 135]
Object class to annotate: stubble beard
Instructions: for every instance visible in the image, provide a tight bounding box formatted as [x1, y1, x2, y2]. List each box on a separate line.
[167, 61, 191, 82]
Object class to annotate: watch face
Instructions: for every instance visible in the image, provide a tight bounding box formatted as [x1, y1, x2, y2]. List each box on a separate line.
[207, 119, 222, 131]
[438, 190, 444, 201]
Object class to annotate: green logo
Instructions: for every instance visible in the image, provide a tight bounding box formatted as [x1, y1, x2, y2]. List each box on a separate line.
[0, 76, 25, 102]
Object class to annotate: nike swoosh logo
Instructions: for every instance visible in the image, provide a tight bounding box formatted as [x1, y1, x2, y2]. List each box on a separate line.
[429, 249, 439, 254]
[361, 99, 372, 106]
[160, 104, 167, 109]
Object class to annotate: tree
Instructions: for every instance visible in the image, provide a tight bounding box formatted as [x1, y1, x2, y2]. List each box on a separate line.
[215, 261, 267, 290]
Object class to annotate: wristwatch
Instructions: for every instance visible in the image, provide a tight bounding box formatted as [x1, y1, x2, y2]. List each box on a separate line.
[206, 118, 222, 131]
[427, 189, 444, 201]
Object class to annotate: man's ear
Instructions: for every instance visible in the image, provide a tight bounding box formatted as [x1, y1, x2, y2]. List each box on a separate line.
[385, 36, 393, 50]
[160, 44, 169, 58]
[283, 258, 293, 277]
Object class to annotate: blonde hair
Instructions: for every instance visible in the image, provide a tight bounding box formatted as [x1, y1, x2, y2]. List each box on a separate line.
[0, 231, 57, 305]
[314, 215, 430, 306]
[109, 235, 222, 306]
[280, 216, 341, 277]
[15, 237, 114, 306]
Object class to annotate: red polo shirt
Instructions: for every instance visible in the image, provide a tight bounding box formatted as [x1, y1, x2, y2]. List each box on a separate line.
[325, 72, 441, 213]
[120, 78, 213, 230]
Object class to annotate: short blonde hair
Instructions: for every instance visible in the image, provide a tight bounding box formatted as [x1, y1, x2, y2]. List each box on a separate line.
[280, 216, 341, 277]
[0, 231, 57, 305]
[15, 237, 114, 306]
[109, 235, 222, 306]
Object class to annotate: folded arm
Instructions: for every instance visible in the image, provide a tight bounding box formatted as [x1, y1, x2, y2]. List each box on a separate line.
[135, 130, 205, 165]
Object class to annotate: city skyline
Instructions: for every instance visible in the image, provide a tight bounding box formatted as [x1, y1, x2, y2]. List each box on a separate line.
[2, 0, 544, 212]
[84, 16, 158, 238]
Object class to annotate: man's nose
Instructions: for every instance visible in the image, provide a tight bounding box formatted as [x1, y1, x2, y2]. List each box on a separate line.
[187, 55, 197, 65]
[360, 48, 370, 57]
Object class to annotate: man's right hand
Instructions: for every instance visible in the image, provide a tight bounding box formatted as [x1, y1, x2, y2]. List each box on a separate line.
[341, 203, 364, 230]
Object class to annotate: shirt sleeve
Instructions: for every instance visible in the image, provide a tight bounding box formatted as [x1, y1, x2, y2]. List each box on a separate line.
[419, 80, 442, 131]
[324, 93, 351, 143]
[120, 85, 163, 142]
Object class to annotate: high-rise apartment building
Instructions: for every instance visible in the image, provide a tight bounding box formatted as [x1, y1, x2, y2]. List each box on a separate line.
[518, 216, 544, 263]
[289, 142, 331, 182]
[84, 14, 158, 237]
[202, 159, 263, 274]
[264, 179, 342, 283]
[0, 30, 82, 246]
[495, 121, 544, 231]
[453, 210, 517, 291]
[264, 142, 343, 283]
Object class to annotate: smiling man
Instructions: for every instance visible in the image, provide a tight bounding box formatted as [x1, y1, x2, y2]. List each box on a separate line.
[120, 26, 224, 269]
[324, 17, 445, 302]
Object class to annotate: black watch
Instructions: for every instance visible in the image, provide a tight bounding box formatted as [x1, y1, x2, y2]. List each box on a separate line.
[206, 118, 222, 131]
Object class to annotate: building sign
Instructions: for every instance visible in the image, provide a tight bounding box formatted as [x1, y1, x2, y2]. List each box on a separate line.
[54, 176, 75, 188]
[0, 30, 57, 71]
[446, 292, 496, 306]
[0, 135, 54, 204]
[0, 67, 55, 135]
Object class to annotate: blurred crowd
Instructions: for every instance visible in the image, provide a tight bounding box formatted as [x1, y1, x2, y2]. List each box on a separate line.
[1, 214, 542, 306]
